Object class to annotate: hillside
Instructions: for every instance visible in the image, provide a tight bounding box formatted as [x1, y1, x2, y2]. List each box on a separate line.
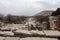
[34, 11, 54, 16]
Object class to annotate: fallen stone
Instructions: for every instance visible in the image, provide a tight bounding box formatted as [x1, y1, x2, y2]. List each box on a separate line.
[14, 30, 31, 35]
[0, 27, 11, 31]
[30, 30, 44, 35]
[44, 30, 60, 37]
[0, 31, 14, 36]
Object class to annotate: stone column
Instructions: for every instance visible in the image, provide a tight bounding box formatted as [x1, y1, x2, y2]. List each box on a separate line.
[49, 16, 58, 30]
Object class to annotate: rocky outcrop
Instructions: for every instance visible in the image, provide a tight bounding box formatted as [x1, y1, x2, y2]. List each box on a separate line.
[51, 8, 60, 16]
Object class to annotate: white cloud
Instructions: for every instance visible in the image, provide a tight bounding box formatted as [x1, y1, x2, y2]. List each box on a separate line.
[37, 0, 60, 5]
[0, 0, 59, 16]
[48, 0, 60, 5]
[0, 0, 44, 16]
[41, 0, 60, 5]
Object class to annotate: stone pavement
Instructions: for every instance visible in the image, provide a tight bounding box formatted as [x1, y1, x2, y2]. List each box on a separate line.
[0, 37, 58, 40]
[20, 37, 58, 40]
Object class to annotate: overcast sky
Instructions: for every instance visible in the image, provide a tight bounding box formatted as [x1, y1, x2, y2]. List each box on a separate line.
[0, 0, 60, 16]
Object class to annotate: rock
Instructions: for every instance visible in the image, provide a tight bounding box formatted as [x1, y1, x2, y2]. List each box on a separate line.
[0, 27, 11, 31]
[0, 31, 14, 36]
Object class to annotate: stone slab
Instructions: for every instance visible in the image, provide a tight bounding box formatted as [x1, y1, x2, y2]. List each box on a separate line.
[20, 37, 58, 40]
[30, 30, 44, 35]
[5, 37, 20, 40]
[44, 30, 60, 37]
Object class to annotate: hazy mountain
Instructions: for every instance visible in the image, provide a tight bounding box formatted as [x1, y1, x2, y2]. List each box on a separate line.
[34, 11, 54, 16]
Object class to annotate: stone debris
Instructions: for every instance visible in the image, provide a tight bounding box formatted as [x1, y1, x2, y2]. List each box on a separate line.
[0, 16, 59, 40]
[0, 26, 60, 38]
[0, 24, 59, 40]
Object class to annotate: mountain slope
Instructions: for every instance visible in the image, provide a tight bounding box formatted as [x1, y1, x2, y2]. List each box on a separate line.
[34, 11, 54, 16]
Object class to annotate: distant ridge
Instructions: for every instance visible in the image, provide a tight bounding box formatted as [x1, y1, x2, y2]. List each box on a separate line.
[34, 11, 54, 16]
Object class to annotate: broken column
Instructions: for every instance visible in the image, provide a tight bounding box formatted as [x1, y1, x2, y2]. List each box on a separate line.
[49, 16, 58, 30]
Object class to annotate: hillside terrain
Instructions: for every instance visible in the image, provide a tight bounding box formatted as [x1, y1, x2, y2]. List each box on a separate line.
[34, 11, 54, 16]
